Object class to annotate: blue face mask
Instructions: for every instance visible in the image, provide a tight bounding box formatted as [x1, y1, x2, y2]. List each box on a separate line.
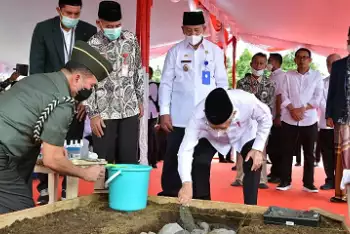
[103, 27, 122, 41]
[61, 15, 79, 28]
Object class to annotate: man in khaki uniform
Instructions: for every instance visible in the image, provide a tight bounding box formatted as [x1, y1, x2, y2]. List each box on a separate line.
[0, 41, 112, 214]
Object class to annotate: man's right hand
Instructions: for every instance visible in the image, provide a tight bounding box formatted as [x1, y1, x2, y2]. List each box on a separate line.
[326, 118, 334, 128]
[178, 182, 193, 205]
[160, 114, 173, 133]
[90, 115, 106, 138]
[82, 165, 105, 182]
[273, 116, 282, 127]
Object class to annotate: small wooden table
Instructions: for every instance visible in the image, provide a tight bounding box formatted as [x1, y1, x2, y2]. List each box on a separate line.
[34, 159, 107, 204]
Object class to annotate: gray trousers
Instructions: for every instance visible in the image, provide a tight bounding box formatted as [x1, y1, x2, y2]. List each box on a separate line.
[234, 149, 268, 184]
[0, 145, 39, 214]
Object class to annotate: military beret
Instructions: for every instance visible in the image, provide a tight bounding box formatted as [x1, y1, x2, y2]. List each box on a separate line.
[71, 41, 113, 82]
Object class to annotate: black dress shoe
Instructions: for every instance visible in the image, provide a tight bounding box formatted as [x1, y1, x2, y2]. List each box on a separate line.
[219, 159, 228, 163]
[259, 183, 269, 189]
[152, 164, 157, 168]
[268, 177, 281, 184]
[37, 189, 49, 205]
[320, 183, 335, 190]
[231, 180, 242, 187]
[330, 196, 347, 203]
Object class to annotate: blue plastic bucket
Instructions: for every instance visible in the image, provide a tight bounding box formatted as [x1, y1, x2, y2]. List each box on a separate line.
[106, 164, 152, 212]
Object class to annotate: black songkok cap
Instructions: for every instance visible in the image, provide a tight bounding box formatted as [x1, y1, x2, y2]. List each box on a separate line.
[204, 88, 233, 125]
[183, 11, 205, 26]
[98, 1, 122, 22]
[58, 0, 82, 6]
[71, 41, 113, 82]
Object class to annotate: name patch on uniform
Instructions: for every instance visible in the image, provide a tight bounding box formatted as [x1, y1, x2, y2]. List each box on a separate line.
[202, 71, 210, 85]
[181, 60, 192, 63]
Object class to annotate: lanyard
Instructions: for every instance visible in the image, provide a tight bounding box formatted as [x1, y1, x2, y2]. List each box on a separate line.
[62, 29, 75, 60]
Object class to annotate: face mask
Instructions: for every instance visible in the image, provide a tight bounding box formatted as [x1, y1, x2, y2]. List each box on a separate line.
[61, 15, 79, 29]
[103, 27, 122, 41]
[251, 67, 265, 77]
[266, 64, 273, 72]
[75, 89, 93, 102]
[186, 35, 203, 46]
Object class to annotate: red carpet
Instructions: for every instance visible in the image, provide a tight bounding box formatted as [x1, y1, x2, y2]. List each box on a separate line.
[32, 161, 348, 220]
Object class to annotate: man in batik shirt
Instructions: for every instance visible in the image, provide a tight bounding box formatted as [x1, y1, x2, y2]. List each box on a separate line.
[85, 1, 144, 175]
[231, 52, 275, 189]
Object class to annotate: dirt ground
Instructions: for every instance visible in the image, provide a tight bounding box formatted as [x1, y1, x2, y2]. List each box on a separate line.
[0, 196, 347, 234]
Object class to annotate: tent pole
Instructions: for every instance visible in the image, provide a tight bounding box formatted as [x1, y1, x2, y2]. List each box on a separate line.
[232, 36, 237, 88]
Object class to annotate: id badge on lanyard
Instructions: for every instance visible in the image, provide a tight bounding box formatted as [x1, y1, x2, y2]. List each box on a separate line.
[63, 30, 75, 60]
[202, 50, 210, 85]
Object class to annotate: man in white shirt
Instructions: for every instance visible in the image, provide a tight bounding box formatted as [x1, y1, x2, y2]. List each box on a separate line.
[277, 48, 323, 192]
[319, 54, 341, 190]
[266, 53, 286, 184]
[177, 88, 272, 205]
[158, 12, 228, 197]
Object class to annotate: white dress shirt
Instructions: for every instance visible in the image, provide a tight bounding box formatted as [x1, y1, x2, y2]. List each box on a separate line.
[60, 26, 75, 63]
[269, 68, 285, 96]
[149, 82, 159, 119]
[178, 89, 272, 183]
[269, 68, 286, 118]
[159, 39, 228, 128]
[319, 76, 332, 129]
[281, 70, 323, 126]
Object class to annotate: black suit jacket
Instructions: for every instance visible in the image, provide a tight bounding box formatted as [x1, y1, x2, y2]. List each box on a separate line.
[29, 16, 97, 74]
[326, 56, 348, 121]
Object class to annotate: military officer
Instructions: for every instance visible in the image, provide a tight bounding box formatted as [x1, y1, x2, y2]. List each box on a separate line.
[178, 88, 272, 205]
[0, 41, 113, 214]
[158, 11, 228, 197]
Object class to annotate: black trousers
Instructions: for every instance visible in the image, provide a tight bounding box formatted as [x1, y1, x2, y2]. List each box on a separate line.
[192, 139, 260, 205]
[281, 122, 318, 186]
[156, 129, 167, 162]
[319, 129, 335, 185]
[315, 131, 321, 163]
[267, 125, 283, 178]
[295, 138, 301, 164]
[92, 116, 139, 164]
[37, 114, 84, 193]
[0, 145, 40, 214]
[218, 149, 231, 161]
[159, 127, 185, 197]
[148, 118, 158, 166]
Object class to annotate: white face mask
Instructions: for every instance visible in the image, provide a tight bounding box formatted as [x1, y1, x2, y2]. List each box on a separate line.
[266, 64, 273, 72]
[251, 67, 265, 77]
[347, 45, 350, 53]
[186, 35, 203, 46]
